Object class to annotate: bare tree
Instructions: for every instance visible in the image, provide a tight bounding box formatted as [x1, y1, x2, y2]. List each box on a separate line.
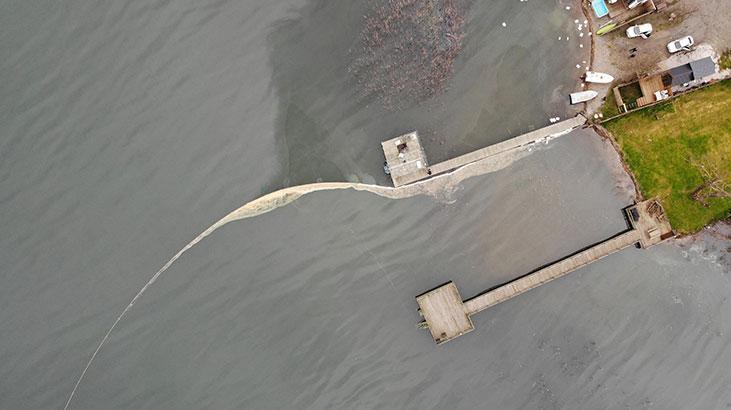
[687, 157, 730, 207]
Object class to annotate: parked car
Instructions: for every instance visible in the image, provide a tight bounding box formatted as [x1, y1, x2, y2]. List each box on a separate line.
[627, 0, 649, 9]
[667, 35, 694, 53]
[626, 23, 653, 39]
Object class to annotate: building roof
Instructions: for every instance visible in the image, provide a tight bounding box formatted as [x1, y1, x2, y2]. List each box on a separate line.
[669, 57, 716, 86]
[669, 64, 693, 86]
[689, 57, 716, 79]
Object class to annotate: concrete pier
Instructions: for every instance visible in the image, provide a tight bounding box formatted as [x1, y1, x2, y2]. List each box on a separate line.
[428, 115, 586, 176]
[416, 199, 674, 345]
[382, 115, 586, 187]
[381, 131, 430, 187]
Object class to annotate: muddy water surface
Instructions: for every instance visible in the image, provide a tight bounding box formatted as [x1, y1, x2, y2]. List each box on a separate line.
[1, 0, 729, 409]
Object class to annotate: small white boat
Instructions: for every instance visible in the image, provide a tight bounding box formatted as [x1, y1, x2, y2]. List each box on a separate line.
[584, 71, 614, 84]
[570, 90, 598, 104]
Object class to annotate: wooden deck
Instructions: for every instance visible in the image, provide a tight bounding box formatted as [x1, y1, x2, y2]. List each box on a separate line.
[463, 230, 641, 315]
[381, 115, 586, 187]
[415, 200, 675, 344]
[428, 116, 586, 176]
[625, 199, 674, 247]
[637, 75, 666, 107]
[416, 282, 473, 344]
[382, 131, 430, 187]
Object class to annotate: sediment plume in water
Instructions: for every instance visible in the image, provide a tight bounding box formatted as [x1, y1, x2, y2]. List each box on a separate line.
[63, 147, 528, 409]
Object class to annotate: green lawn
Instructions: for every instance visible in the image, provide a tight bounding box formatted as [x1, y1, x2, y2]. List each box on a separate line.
[721, 49, 731, 70]
[605, 79, 731, 234]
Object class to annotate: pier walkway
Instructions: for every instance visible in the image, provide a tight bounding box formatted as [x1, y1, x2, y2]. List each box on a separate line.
[428, 115, 586, 176]
[382, 116, 586, 187]
[416, 199, 674, 345]
[463, 230, 641, 316]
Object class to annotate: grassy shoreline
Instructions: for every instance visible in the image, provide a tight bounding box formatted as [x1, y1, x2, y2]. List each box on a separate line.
[604, 79, 731, 234]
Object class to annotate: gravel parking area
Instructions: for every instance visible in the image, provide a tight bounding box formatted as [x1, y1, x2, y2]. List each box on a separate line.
[585, 0, 731, 115]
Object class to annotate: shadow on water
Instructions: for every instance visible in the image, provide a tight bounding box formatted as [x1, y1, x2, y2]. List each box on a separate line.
[265, 1, 379, 188]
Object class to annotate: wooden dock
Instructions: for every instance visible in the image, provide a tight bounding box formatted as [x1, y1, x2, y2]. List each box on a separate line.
[382, 116, 586, 187]
[416, 282, 473, 344]
[463, 230, 640, 315]
[416, 200, 674, 345]
[381, 131, 430, 187]
[637, 74, 671, 107]
[428, 115, 586, 176]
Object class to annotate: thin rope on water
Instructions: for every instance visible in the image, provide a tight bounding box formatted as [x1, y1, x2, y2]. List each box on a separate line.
[348, 227, 397, 292]
[63, 144, 531, 408]
[63, 182, 403, 409]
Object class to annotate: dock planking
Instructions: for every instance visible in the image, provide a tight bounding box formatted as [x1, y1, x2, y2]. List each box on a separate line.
[381, 131, 430, 187]
[415, 200, 674, 345]
[463, 230, 641, 315]
[428, 115, 586, 176]
[416, 282, 473, 344]
[381, 115, 586, 187]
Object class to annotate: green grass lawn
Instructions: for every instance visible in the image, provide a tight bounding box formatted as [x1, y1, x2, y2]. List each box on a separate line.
[721, 49, 731, 70]
[605, 79, 731, 234]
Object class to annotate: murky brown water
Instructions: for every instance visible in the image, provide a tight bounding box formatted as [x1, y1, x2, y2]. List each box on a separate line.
[1, 0, 729, 409]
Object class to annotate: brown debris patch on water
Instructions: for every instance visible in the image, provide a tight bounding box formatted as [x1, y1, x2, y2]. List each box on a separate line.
[349, 0, 468, 109]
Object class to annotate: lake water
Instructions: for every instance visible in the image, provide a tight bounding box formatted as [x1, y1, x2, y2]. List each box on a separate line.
[1, 0, 729, 409]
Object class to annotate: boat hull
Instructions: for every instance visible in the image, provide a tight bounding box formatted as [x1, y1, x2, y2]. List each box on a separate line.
[584, 71, 614, 84]
[570, 90, 598, 104]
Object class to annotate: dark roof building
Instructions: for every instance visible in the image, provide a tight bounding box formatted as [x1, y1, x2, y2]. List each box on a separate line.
[669, 64, 693, 85]
[668, 57, 716, 86]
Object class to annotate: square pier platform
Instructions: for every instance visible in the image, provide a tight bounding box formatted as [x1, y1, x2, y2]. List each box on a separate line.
[416, 282, 473, 344]
[382, 132, 430, 187]
[625, 199, 675, 248]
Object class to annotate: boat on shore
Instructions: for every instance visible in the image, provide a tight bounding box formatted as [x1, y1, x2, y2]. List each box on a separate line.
[570, 90, 598, 104]
[584, 71, 614, 84]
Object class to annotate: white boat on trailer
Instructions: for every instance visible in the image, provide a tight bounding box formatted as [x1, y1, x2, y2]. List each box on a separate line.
[569, 90, 598, 104]
[584, 71, 614, 84]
